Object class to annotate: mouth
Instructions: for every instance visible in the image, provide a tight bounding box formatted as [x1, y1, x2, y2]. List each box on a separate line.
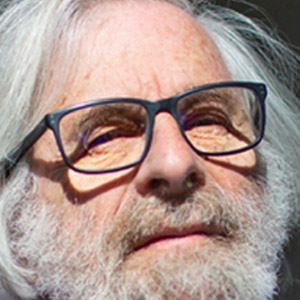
[133, 224, 226, 253]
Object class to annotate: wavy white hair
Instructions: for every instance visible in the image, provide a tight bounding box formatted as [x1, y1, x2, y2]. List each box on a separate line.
[0, 0, 299, 299]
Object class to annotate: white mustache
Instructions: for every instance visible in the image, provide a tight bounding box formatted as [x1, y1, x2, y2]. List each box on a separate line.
[102, 186, 255, 261]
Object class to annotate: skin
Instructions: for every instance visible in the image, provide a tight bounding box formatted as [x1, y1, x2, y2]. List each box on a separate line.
[29, 1, 259, 265]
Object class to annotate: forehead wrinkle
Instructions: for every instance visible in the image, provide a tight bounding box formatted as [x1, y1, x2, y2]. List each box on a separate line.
[57, 0, 231, 109]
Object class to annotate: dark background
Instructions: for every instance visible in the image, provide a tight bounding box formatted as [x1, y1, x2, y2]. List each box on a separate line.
[218, 0, 300, 49]
[217, 1, 300, 300]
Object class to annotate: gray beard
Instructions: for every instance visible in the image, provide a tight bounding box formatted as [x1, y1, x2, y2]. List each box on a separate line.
[6, 148, 294, 300]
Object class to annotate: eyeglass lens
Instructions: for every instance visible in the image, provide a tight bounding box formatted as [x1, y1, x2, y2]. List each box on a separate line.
[58, 86, 261, 172]
[59, 102, 148, 172]
[177, 87, 259, 154]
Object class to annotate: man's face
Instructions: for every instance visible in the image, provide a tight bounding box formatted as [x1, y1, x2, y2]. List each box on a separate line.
[11, 1, 288, 299]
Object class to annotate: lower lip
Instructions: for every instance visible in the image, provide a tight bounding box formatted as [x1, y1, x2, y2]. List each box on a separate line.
[140, 233, 211, 252]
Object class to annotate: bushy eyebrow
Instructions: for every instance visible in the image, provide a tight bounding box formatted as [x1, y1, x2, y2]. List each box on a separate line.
[178, 89, 239, 115]
[64, 102, 146, 143]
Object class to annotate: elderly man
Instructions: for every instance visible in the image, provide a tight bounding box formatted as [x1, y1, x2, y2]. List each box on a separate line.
[0, 0, 299, 299]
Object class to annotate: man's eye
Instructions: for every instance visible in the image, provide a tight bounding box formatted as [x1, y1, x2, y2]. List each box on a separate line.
[182, 109, 231, 131]
[80, 121, 145, 156]
[83, 126, 134, 151]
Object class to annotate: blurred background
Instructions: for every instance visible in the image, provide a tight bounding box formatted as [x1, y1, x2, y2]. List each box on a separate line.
[217, 1, 300, 300]
[218, 0, 300, 49]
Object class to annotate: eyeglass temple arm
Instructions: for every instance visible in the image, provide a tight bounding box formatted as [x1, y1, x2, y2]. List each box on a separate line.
[1, 118, 48, 178]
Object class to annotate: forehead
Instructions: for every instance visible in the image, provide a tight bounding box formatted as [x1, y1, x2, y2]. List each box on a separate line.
[55, 1, 231, 110]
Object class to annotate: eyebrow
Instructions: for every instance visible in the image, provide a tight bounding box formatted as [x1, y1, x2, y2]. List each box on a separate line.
[180, 89, 237, 113]
[65, 102, 146, 143]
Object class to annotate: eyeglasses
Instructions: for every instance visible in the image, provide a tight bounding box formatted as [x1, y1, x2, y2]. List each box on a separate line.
[2, 81, 267, 176]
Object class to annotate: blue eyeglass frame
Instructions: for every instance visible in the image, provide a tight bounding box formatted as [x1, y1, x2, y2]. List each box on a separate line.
[2, 81, 267, 177]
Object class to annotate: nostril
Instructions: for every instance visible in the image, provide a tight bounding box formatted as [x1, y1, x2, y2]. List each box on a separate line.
[184, 172, 205, 189]
[149, 178, 169, 190]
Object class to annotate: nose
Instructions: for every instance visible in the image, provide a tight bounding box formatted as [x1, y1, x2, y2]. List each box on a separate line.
[134, 112, 206, 198]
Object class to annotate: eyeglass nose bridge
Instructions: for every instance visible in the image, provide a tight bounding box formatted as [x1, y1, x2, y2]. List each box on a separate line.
[146, 94, 181, 124]
[142, 95, 189, 157]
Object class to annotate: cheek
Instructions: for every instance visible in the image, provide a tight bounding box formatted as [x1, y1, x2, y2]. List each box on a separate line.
[34, 171, 131, 231]
[67, 168, 135, 192]
[65, 169, 136, 220]
[206, 163, 257, 195]
[34, 175, 66, 206]
[203, 149, 258, 194]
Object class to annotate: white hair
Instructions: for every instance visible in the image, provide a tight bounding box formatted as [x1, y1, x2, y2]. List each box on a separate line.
[0, 0, 299, 299]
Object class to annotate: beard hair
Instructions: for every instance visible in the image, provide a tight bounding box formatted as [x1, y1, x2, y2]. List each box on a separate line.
[6, 147, 294, 300]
